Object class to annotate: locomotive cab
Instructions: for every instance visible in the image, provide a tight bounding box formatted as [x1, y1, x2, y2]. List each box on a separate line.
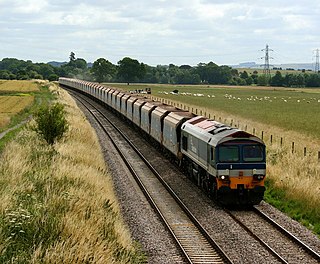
[181, 116, 266, 205]
[214, 140, 266, 205]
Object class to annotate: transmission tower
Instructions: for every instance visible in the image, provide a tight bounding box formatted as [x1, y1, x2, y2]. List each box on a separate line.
[261, 44, 273, 81]
[314, 49, 320, 73]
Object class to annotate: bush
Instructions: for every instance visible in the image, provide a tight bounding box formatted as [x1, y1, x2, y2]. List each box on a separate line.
[48, 74, 59, 81]
[33, 103, 68, 145]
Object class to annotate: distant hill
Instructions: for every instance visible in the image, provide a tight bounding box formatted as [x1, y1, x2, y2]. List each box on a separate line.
[47, 61, 93, 68]
[231, 62, 316, 71]
[47, 61, 67, 67]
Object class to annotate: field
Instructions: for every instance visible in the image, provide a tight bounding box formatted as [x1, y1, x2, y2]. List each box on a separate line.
[236, 68, 304, 75]
[109, 83, 320, 236]
[0, 96, 34, 128]
[0, 80, 45, 131]
[110, 83, 320, 139]
[0, 80, 40, 92]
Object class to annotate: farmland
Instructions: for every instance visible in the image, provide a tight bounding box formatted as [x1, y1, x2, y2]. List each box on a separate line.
[0, 80, 40, 92]
[0, 96, 34, 128]
[0, 80, 53, 136]
[0, 80, 39, 131]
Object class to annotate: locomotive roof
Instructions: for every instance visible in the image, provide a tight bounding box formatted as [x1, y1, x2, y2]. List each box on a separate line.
[182, 116, 264, 146]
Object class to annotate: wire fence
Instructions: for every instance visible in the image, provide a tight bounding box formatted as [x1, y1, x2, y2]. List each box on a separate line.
[151, 96, 320, 162]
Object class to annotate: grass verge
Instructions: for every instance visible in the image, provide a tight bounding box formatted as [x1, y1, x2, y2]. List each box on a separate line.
[264, 178, 320, 237]
[0, 83, 147, 263]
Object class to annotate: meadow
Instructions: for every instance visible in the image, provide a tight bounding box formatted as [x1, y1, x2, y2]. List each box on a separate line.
[110, 83, 320, 237]
[111, 83, 320, 139]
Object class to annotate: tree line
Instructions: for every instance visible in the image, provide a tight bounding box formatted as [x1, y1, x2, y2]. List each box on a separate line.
[1, 54, 320, 87]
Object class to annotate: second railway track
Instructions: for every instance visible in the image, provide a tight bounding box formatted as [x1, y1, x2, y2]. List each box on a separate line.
[226, 206, 320, 263]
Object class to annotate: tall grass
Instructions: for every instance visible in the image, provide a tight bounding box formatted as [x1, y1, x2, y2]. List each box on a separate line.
[0, 84, 146, 263]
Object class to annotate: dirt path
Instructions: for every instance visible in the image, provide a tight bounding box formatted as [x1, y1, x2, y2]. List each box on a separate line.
[0, 117, 31, 139]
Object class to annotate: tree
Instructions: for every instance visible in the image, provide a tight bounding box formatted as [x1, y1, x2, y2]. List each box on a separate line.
[73, 58, 87, 69]
[33, 103, 69, 145]
[69, 52, 76, 62]
[91, 58, 116, 82]
[257, 75, 268, 86]
[195, 62, 232, 84]
[239, 71, 249, 79]
[37, 63, 55, 80]
[270, 71, 283, 87]
[117, 57, 146, 85]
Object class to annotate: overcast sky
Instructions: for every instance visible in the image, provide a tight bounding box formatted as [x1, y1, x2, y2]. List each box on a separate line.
[1, 0, 320, 66]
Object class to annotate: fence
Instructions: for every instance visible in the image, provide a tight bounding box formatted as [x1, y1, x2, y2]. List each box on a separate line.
[151, 96, 320, 161]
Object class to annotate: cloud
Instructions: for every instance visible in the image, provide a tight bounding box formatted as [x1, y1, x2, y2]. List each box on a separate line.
[0, 0, 319, 65]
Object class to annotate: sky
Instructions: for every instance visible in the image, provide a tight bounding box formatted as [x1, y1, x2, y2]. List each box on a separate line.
[1, 0, 320, 66]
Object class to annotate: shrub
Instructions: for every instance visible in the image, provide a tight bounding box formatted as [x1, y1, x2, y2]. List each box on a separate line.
[33, 103, 68, 145]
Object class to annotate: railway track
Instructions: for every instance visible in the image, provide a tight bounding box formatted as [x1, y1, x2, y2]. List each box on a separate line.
[67, 89, 233, 264]
[225, 206, 320, 264]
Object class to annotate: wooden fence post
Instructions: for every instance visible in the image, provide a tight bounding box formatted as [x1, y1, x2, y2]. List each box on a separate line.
[292, 142, 295, 153]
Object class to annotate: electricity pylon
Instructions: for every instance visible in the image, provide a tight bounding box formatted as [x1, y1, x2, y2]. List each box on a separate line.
[261, 44, 273, 82]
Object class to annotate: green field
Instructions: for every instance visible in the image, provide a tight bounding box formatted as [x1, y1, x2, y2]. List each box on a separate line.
[110, 83, 320, 140]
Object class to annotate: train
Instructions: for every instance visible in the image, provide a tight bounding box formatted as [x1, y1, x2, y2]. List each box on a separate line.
[59, 78, 266, 205]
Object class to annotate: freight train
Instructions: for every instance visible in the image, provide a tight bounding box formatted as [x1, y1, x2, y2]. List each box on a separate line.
[59, 78, 266, 205]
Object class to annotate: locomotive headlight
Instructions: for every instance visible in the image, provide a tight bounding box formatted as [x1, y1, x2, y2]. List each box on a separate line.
[253, 169, 265, 181]
[218, 169, 230, 180]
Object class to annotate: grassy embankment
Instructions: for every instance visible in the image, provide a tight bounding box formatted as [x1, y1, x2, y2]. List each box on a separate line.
[0, 82, 146, 263]
[110, 83, 320, 237]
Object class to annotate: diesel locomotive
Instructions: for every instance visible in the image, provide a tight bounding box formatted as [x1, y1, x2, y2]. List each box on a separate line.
[59, 78, 266, 205]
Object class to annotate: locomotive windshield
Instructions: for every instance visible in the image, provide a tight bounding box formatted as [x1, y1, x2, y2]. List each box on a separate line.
[217, 144, 265, 163]
[218, 146, 239, 162]
[243, 145, 264, 162]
